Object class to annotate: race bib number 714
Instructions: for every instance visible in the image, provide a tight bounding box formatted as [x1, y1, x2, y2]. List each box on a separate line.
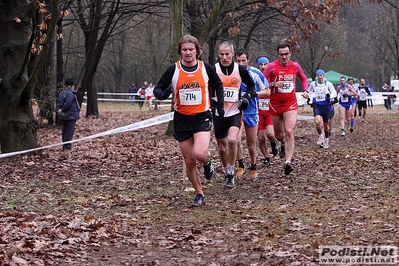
[179, 89, 202, 105]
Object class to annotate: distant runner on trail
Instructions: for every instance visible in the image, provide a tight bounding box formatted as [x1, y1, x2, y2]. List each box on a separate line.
[304, 69, 337, 149]
[357, 78, 372, 122]
[336, 77, 357, 136]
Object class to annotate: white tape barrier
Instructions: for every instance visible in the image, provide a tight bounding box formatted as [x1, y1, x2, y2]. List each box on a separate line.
[0, 109, 313, 159]
[80, 92, 398, 108]
[91, 98, 173, 103]
[90, 92, 173, 103]
[297, 115, 314, 121]
[0, 112, 174, 159]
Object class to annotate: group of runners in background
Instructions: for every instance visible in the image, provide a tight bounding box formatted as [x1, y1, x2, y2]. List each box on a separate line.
[153, 34, 375, 207]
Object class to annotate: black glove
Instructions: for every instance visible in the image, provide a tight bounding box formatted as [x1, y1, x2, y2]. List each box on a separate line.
[243, 92, 251, 100]
[307, 98, 313, 108]
[326, 93, 330, 98]
[238, 98, 249, 111]
[251, 91, 258, 98]
[210, 98, 218, 108]
[217, 102, 225, 120]
[154, 87, 172, 100]
[329, 97, 338, 105]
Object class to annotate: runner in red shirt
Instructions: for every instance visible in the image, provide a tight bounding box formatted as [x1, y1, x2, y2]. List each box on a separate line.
[256, 57, 278, 167]
[263, 43, 309, 175]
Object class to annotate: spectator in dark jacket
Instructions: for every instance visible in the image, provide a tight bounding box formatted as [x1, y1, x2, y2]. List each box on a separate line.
[382, 83, 390, 110]
[128, 82, 137, 105]
[56, 78, 80, 150]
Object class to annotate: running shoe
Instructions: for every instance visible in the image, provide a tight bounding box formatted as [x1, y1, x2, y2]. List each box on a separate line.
[203, 159, 214, 180]
[361, 119, 366, 123]
[350, 127, 354, 133]
[341, 131, 345, 136]
[284, 162, 293, 175]
[279, 144, 285, 159]
[262, 157, 270, 167]
[250, 170, 258, 180]
[323, 139, 329, 149]
[236, 166, 244, 178]
[224, 174, 235, 189]
[271, 142, 279, 157]
[191, 194, 205, 207]
[316, 136, 324, 146]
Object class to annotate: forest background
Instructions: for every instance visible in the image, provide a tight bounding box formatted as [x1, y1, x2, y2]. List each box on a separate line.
[62, 0, 398, 95]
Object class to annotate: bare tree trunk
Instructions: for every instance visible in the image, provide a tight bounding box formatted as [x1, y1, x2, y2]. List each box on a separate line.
[396, 5, 399, 77]
[85, 73, 99, 116]
[75, 0, 119, 117]
[56, 15, 64, 126]
[33, 41, 55, 126]
[49, 33, 57, 125]
[32, 1, 56, 126]
[0, 0, 59, 153]
[196, 0, 227, 45]
[165, 0, 184, 136]
[0, 1, 37, 153]
[170, 0, 184, 64]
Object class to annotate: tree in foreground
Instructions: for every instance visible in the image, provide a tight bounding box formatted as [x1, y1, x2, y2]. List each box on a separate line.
[0, 0, 59, 153]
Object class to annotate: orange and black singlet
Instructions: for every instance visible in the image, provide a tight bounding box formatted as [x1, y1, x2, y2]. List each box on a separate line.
[171, 60, 211, 115]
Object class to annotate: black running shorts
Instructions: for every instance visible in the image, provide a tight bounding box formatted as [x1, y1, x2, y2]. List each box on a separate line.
[313, 103, 331, 123]
[357, 100, 367, 110]
[173, 110, 212, 142]
[212, 112, 242, 139]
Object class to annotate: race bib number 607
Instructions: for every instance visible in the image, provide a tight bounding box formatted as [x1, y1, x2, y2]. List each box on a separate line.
[224, 87, 239, 102]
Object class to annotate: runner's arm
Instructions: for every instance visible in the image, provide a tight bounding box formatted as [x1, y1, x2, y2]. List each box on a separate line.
[239, 65, 255, 99]
[328, 82, 337, 99]
[205, 62, 224, 104]
[348, 85, 358, 97]
[153, 65, 175, 100]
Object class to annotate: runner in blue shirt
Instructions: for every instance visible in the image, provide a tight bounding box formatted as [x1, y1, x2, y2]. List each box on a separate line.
[235, 48, 268, 180]
[305, 70, 337, 148]
[336, 77, 358, 136]
[347, 77, 358, 131]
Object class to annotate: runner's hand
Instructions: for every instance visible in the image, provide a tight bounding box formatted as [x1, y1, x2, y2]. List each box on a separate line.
[307, 98, 313, 108]
[154, 87, 172, 100]
[238, 98, 249, 111]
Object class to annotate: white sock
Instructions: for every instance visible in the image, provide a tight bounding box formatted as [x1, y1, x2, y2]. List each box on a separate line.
[226, 165, 234, 175]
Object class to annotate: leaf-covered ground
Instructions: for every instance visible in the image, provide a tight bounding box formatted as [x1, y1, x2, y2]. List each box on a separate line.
[1, 103, 399, 265]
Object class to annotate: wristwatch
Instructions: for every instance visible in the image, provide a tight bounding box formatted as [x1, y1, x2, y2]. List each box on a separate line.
[270, 82, 275, 88]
